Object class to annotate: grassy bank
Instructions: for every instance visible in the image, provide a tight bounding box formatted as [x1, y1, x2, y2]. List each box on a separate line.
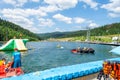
[47, 34, 120, 44]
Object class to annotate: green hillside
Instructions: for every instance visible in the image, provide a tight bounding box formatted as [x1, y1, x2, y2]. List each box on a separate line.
[0, 18, 41, 41]
[38, 22, 120, 40]
[91, 23, 120, 36]
[38, 30, 87, 39]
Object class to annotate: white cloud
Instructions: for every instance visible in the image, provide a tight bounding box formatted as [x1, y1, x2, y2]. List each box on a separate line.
[108, 13, 120, 18]
[1, 8, 47, 18]
[53, 14, 95, 27]
[79, 0, 98, 10]
[39, 5, 61, 13]
[38, 18, 55, 27]
[88, 22, 99, 28]
[53, 14, 72, 24]
[3, 14, 33, 28]
[101, 0, 120, 18]
[3, 14, 40, 33]
[55, 27, 64, 32]
[3, 15, 33, 24]
[0, 8, 47, 33]
[31, 0, 40, 2]
[2, 0, 40, 7]
[74, 17, 86, 24]
[44, 0, 78, 10]
[3, 0, 16, 5]
[39, 0, 79, 14]
[3, 0, 28, 7]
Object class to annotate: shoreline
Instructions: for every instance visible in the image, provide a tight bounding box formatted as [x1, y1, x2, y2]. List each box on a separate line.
[81, 41, 120, 46]
[43, 40, 120, 46]
[1, 40, 120, 46]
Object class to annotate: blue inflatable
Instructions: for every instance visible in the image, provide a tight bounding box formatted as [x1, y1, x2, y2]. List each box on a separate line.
[110, 46, 120, 55]
[3, 58, 120, 80]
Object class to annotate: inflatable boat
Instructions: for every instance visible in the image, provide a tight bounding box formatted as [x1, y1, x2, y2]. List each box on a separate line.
[0, 65, 24, 79]
[71, 47, 95, 54]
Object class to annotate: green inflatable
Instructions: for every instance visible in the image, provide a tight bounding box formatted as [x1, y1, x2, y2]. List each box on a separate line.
[0, 39, 28, 51]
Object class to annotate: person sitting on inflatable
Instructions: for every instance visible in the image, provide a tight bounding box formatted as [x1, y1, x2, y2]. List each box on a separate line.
[5, 61, 13, 72]
[0, 58, 6, 66]
[0, 58, 7, 78]
[76, 47, 80, 52]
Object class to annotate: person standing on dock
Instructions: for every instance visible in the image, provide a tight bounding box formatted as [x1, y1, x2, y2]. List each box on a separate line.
[11, 48, 21, 74]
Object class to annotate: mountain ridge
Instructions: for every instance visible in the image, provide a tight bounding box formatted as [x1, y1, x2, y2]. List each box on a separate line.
[38, 22, 120, 39]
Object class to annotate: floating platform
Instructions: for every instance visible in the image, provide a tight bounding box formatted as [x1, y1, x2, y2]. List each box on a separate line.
[0, 39, 28, 51]
[3, 57, 120, 80]
[110, 46, 120, 55]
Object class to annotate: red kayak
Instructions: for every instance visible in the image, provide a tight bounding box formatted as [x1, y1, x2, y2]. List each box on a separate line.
[0, 65, 24, 79]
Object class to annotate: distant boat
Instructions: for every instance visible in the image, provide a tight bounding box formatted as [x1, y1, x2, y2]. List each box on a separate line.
[57, 44, 64, 49]
[71, 47, 95, 54]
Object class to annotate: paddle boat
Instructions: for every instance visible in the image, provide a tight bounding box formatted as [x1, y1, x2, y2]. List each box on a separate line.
[71, 47, 95, 54]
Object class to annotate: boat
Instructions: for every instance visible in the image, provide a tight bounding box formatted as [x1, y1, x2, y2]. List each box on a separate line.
[56, 44, 64, 49]
[71, 47, 95, 54]
[71, 49, 78, 53]
[0, 65, 24, 79]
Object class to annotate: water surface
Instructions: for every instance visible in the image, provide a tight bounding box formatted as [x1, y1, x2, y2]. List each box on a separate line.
[0, 41, 118, 73]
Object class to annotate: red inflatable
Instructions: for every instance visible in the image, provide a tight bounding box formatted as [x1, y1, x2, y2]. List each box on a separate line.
[0, 66, 24, 79]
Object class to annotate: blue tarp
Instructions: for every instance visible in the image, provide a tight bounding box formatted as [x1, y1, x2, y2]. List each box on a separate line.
[110, 46, 120, 55]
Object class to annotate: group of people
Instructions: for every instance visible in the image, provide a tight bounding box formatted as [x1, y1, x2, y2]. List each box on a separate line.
[97, 60, 120, 80]
[0, 48, 22, 76]
[75, 47, 95, 53]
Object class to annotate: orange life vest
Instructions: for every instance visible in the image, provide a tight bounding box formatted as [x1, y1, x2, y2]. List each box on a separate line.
[0, 60, 5, 66]
[103, 63, 112, 75]
[110, 70, 116, 79]
[117, 64, 120, 79]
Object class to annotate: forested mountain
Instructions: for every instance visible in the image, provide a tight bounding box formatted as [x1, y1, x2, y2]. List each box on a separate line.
[90, 23, 120, 36]
[38, 30, 87, 39]
[38, 22, 120, 39]
[0, 18, 41, 41]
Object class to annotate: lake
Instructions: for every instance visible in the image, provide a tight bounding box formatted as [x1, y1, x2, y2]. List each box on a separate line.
[0, 41, 119, 73]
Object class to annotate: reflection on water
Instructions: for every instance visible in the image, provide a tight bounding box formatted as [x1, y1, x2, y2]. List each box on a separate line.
[0, 41, 119, 73]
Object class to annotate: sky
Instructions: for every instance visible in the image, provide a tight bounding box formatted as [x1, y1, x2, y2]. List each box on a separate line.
[0, 0, 120, 33]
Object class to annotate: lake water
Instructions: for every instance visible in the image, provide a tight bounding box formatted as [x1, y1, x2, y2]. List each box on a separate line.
[0, 41, 119, 73]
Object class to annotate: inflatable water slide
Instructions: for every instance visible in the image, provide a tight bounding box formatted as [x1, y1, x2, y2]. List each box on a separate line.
[0, 39, 28, 51]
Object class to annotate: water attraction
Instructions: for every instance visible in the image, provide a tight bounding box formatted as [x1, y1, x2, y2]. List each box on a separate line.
[0, 0, 120, 79]
[0, 41, 119, 80]
[0, 39, 28, 51]
[2, 58, 120, 80]
[71, 47, 95, 54]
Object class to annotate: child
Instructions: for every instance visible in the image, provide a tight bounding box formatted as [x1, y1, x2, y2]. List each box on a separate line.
[0, 58, 6, 66]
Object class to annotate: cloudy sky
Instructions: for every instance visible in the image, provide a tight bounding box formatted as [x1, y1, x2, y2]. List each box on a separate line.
[0, 0, 120, 33]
